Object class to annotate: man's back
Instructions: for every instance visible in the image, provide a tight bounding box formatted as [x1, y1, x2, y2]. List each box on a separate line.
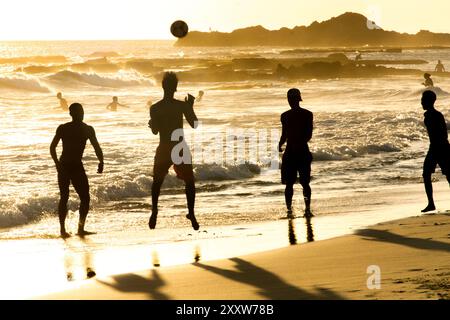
[150, 98, 196, 143]
[281, 107, 313, 153]
[58, 122, 93, 164]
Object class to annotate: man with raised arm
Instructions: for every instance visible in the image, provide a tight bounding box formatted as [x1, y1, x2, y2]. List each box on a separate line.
[50, 103, 104, 238]
[148, 72, 199, 230]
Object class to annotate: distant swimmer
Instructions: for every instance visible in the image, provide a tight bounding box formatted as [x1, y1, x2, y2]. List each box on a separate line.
[196, 90, 204, 102]
[50, 103, 104, 238]
[355, 52, 363, 66]
[56, 92, 69, 111]
[106, 96, 129, 111]
[420, 90, 450, 213]
[279, 88, 314, 218]
[148, 72, 200, 230]
[423, 73, 434, 88]
[435, 60, 446, 73]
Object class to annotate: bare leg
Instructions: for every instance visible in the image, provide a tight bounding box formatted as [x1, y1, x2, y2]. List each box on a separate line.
[58, 193, 70, 238]
[77, 194, 92, 235]
[285, 184, 294, 214]
[301, 181, 313, 217]
[422, 172, 436, 212]
[150, 176, 164, 229]
[185, 180, 199, 230]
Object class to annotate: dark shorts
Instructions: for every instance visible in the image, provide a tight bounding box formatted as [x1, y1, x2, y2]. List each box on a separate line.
[153, 144, 194, 182]
[281, 151, 312, 185]
[423, 148, 450, 176]
[58, 163, 89, 199]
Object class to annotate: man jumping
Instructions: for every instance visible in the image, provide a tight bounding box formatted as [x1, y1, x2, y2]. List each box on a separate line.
[148, 72, 199, 230]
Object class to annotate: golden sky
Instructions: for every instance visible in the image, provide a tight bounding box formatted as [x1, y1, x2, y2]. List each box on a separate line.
[0, 0, 449, 40]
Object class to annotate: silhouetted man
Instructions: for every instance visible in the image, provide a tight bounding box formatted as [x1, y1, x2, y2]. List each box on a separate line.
[279, 88, 313, 218]
[148, 72, 199, 230]
[50, 103, 104, 238]
[421, 90, 450, 212]
[435, 60, 446, 73]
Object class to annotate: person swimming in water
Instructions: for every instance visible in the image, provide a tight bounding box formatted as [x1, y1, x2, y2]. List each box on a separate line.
[435, 60, 446, 73]
[196, 90, 204, 102]
[423, 73, 434, 88]
[56, 92, 69, 111]
[106, 96, 129, 111]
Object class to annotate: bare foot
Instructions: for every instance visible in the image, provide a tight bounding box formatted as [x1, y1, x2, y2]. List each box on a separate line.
[61, 231, 71, 239]
[421, 204, 436, 213]
[149, 213, 157, 230]
[304, 209, 314, 218]
[77, 230, 96, 237]
[186, 214, 200, 231]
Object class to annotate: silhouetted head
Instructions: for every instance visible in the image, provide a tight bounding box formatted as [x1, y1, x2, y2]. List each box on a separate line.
[287, 88, 302, 108]
[57, 92, 62, 99]
[421, 90, 436, 110]
[162, 72, 178, 94]
[438, 60, 442, 63]
[113, 96, 118, 102]
[69, 103, 84, 122]
[424, 73, 431, 79]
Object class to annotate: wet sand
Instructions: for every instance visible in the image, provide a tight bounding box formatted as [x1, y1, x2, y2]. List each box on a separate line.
[0, 182, 448, 300]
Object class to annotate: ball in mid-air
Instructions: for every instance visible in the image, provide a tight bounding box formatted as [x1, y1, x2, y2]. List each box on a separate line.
[171, 20, 189, 38]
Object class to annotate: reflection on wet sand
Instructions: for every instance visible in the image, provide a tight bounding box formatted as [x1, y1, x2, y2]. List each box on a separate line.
[63, 236, 96, 282]
[288, 216, 315, 245]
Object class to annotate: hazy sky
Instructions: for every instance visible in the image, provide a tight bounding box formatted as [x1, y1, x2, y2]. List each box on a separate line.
[1, 0, 449, 40]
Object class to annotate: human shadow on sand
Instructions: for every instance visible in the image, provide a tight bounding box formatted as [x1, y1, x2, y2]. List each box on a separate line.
[356, 229, 450, 253]
[97, 269, 169, 300]
[195, 258, 344, 300]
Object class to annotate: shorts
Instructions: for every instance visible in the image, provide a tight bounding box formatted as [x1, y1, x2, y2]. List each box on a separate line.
[58, 162, 89, 200]
[153, 143, 194, 182]
[281, 151, 312, 185]
[423, 148, 450, 176]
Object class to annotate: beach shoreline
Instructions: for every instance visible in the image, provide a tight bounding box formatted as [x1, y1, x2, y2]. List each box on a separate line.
[0, 182, 446, 299]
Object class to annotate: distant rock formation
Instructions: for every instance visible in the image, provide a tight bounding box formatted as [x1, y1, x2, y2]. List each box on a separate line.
[175, 12, 450, 47]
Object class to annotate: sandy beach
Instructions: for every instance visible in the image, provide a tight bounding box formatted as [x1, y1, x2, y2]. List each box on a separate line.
[32, 183, 450, 300]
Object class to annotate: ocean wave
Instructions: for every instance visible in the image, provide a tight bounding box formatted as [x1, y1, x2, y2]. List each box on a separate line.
[46, 70, 151, 88]
[312, 143, 402, 161]
[0, 76, 50, 92]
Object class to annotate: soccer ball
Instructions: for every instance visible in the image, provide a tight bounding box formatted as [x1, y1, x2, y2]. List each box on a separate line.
[171, 20, 189, 38]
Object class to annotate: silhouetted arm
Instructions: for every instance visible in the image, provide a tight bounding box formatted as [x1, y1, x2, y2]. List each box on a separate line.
[279, 115, 287, 152]
[305, 113, 314, 143]
[149, 108, 159, 135]
[50, 126, 62, 170]
[88, 126, 104, 173]
[184, 94, 198, 128]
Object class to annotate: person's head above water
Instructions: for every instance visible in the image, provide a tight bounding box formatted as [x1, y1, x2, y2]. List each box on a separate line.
[113, 96, 118, 102]
[69, 103, 84, 122]
[287, 88, 302, 108]
[57, 92, 62, 99]
[422, 90, 437, 110]
[162, 72, 178, 95]
[424, 73, 431, 79]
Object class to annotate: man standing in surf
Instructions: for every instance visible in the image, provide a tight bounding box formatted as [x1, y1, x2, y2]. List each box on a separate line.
[50, 103, 104, 238]
[421, 90, 450, 212]
[279, 88, 314, 218]
[148, 72, 199, 230]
